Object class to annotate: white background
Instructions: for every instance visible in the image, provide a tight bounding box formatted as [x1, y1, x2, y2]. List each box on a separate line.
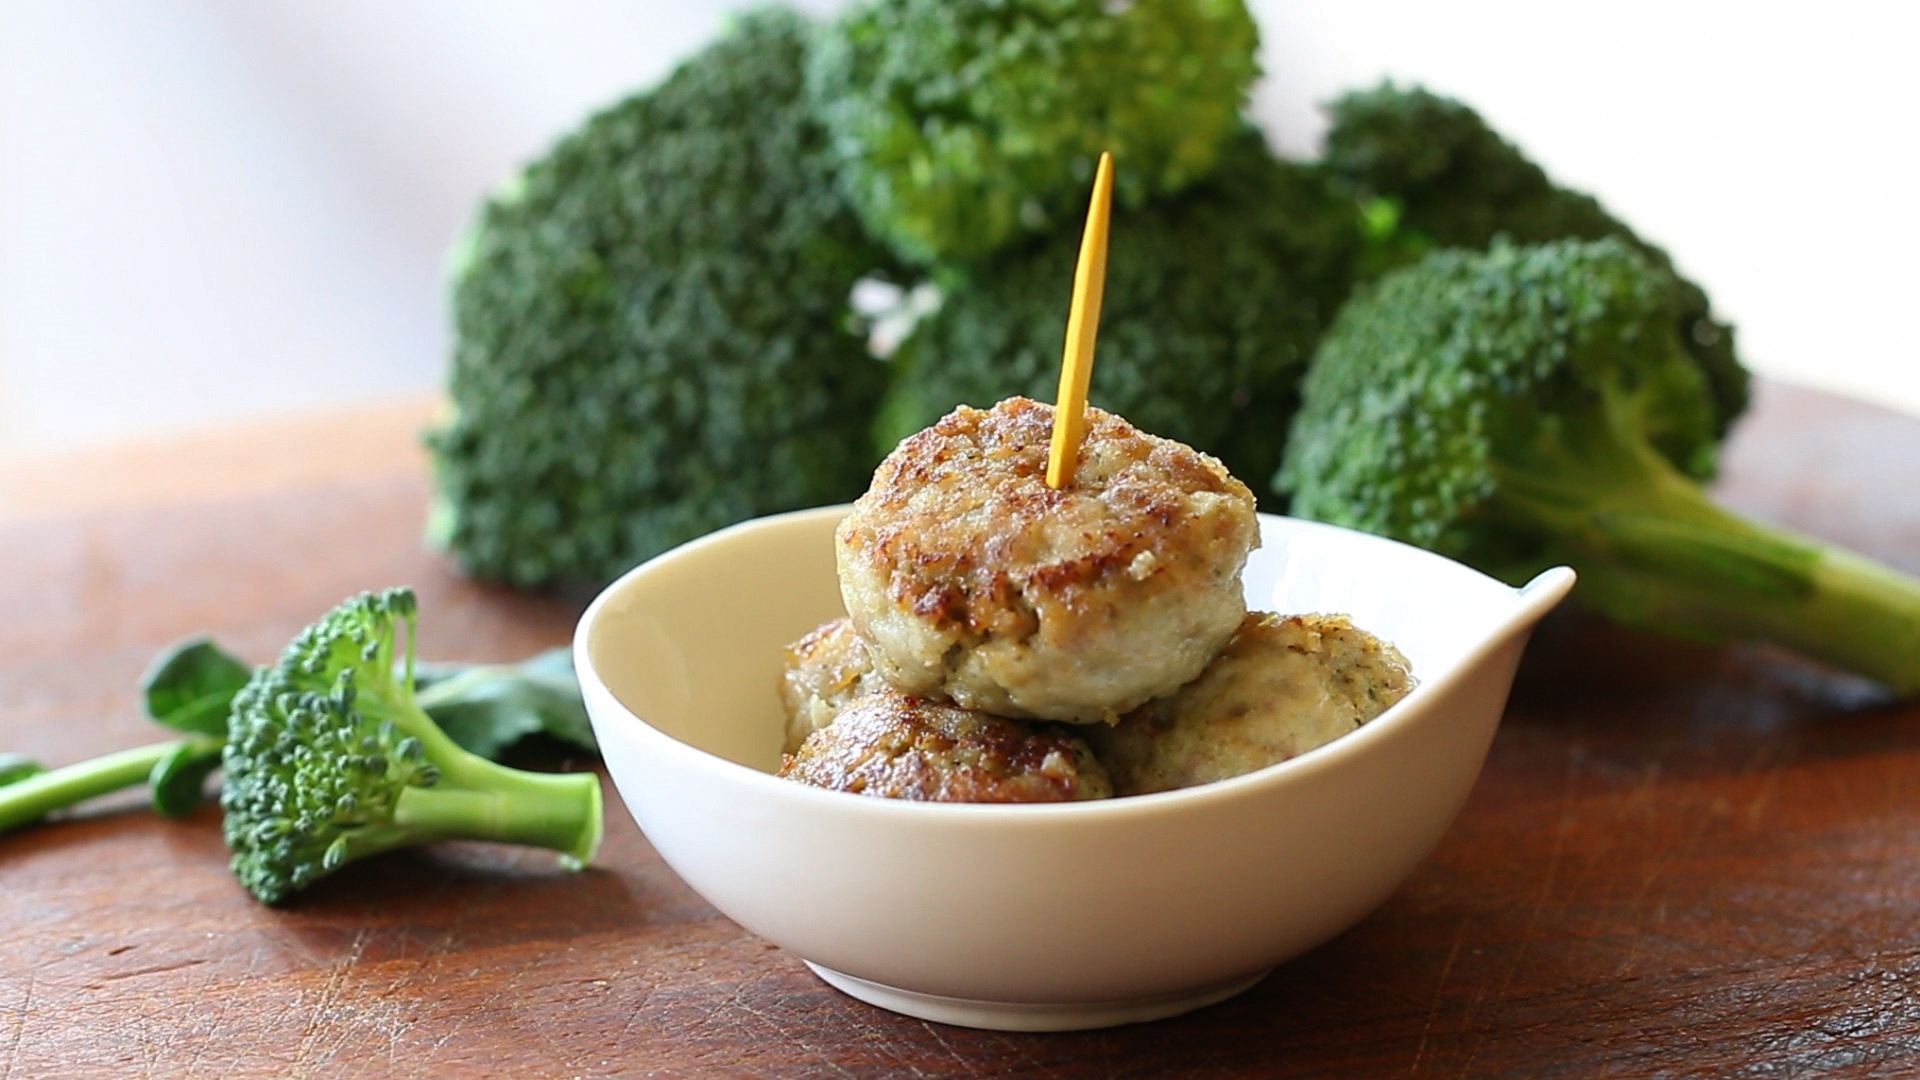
[3, 1, 1915, 456]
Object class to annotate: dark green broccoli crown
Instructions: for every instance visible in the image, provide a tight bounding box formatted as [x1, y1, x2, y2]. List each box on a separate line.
[808, 0, 1259, 264]
[1322, 82, 1749, 436]
[430, 7, 890, 588]
[879, 130, 1360, 504]
[1281, 239, 1720, 567]
[222, 666, 436, 904]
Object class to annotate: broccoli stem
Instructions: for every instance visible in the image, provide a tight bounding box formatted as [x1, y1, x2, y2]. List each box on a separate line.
[1501, 414, 1920, 692]
[338, 668, 603, 867]
[411, 667, 502, 710]
[391, 764, 603, 868]
[1592, 472, 1920, 692]
[0, 740, 192, 834]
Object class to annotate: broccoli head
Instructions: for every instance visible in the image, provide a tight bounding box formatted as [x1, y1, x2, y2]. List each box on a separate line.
[1282, 239, 1920, 694]
[877, 131, 1360, 503]
[222, 589, 602, 903]
[429, 7, 890, 588]
[1322, 82, 1749, 435]
[807, 0, 1260, 265]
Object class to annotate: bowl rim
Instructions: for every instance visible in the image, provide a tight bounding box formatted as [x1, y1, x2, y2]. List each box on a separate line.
[574, 504, 1574, 822]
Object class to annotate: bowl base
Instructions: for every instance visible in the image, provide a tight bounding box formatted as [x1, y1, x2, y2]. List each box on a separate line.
[804, 963, 1270, 1032]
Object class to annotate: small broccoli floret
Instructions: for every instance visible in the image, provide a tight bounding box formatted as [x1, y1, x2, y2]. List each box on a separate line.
[1322, 82, 1749, 436]
[221, 589, 602, 903]
[807, 0, 1260, 265]
[1282, 239, 1920, 694]
[877, 131, 1359, 502]
[430, 7, 890, 588]
[413, 647, 597, 759]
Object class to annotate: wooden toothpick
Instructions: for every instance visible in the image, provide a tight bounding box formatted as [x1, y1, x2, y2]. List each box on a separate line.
[1046, 151, 1114, 490]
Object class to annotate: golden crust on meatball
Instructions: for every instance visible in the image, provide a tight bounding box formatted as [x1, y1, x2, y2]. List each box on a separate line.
[779, 692, 1113, 803]
[1090, 613, 1415, 795]
[777, 617, 878, 753]
[836, 397, 1259, 723]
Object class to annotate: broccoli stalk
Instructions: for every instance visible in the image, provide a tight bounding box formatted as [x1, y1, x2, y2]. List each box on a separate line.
[252, 705, 600, 877]
[299, 652, 601, 863]
[1282, 239, 1920, 693]
[0, 739, 221, 833]
[221, 588, 601, 902]
[1492, 384, 1920, 691]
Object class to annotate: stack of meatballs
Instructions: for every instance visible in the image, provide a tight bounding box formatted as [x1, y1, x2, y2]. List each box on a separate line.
[778, 397, 1414, 802]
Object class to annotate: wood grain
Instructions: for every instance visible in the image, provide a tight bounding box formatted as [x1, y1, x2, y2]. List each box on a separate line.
[2, 382, 1918, 1078]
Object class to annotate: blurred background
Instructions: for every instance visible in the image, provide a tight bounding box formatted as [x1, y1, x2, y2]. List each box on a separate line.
[2, 0, 1915, 457]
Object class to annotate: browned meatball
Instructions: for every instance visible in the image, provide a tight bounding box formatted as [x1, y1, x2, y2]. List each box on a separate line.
[777, 617, 879, 753]
[836, 397, 1259, 724]
[779, 691, 1113, 803]
[1089, 613, 1415, 795]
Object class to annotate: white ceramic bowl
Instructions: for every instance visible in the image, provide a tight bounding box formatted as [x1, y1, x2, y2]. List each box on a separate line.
[576, 506, 1573, 1031]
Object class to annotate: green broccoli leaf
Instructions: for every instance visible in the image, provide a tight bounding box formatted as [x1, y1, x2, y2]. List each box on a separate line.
[414, 648, 597, 758]
[0, 753, 46, 787]
[140, 638, 251, 736]
[148, 738, 225, 818]
[0, 754, 48, 827]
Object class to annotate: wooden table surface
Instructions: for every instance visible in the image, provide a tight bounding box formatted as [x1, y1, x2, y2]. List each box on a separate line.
[2, 383, 1917, 1078]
